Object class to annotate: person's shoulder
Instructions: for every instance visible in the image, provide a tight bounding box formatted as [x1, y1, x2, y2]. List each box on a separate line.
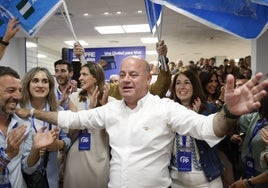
[204, 102, 218, 114]
[69, 91, 80, 98]
[152, 94, 174, 104]
[12, 113, 32, 132]
[108, 96, 117, 102]
[239, 111, 259, 123]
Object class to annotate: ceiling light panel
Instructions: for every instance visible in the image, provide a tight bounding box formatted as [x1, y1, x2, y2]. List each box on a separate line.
[140, 37, 158, 44]
[64, 40, 88, 46]
[95, 26, 124, 34]
[123, 24, 150, 33]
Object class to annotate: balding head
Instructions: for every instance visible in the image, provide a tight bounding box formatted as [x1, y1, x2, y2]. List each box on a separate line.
[119, 56, 152, 109]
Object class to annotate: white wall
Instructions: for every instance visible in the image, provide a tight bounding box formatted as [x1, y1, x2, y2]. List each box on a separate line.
[0, 38, 26, 77]
[26, 38, 61, 75]
[252, 29, 268, 76]
[0, 37, 62, 78]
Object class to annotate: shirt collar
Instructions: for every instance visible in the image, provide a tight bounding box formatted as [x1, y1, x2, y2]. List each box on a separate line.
[122, 92, 151, 109]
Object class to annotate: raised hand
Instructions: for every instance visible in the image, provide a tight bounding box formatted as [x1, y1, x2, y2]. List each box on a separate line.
[4, 18, 19, 41]
[88, 86, 99, 109]
[224, 73, 268, 116]
[5, 125, 26, 159]
[100, 83, 110, 106]
[156, 40, 167, 57]
[261, 128, 268, 145]
[70, 79, 78, 92]
[73, 42, 85, 59]
[191, 97, 201, 113]
[32, 126, 58, 150]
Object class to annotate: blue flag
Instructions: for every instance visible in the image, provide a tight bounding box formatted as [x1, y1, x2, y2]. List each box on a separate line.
[251, 0, 268, 6]
[0, 0, 63, 36]
[144, 0, 163, 35]
[150, 0, 268, 39]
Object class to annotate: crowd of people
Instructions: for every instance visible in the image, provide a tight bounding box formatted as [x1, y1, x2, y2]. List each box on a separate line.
[1, 18, 268, 188]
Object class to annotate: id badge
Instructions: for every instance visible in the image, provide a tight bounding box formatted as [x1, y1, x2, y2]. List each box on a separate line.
[78, 132, 91, 150]
[177, 151, 192, 171]
[0, 183, 11, 188]
[245, 156, 255, 178]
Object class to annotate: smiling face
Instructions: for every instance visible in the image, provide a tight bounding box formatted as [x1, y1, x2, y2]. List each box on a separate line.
[0, 75, 21, 115]
[55, 64, 72, 87]
[79, 66, 97, 92]
[29, 71, 50, 99]
[119, 57, 151, 109]
[205, 73, 218, 96]
[175, 74, 193, 106]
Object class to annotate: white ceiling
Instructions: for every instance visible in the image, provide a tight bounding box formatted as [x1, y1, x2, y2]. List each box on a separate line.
[18, 0, 252, 65]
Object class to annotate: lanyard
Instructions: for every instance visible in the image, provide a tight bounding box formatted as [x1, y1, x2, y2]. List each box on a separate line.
[182, 135, 187, 148]
[56, 89, 62, 101]
[247, 118, 268, 153]
[31, 102, 49, 133]
[84, 100, 88, 110]
[57, 89, 69, 110]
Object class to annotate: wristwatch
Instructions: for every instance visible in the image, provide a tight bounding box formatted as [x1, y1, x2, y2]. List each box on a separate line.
[0, 37, 9, 46]
[222, 104, 240, 119]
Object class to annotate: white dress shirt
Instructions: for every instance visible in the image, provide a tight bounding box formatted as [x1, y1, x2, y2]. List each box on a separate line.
[58, 93, 222, 188]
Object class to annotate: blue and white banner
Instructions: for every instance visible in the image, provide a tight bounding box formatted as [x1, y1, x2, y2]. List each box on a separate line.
[144, 0, 163, 35]
[251, 0, 268, 6]
[149, 0, 268, 39]
[0, 0, 63, 36]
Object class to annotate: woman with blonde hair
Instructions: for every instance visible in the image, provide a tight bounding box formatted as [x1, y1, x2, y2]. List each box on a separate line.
[19, 67, 70, 188]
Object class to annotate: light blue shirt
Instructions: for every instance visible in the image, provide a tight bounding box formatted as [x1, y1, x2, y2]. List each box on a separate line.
[0, 114, 38, 188]
[24, 102, 71, 188]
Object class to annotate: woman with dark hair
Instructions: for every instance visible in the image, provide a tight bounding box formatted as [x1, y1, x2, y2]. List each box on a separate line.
[199, 70, 222, 109]
[169, 68, 223, 188]
[63, 62, 116, 188]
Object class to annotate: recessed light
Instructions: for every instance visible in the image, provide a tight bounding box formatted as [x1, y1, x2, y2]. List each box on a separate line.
[137, 10, 143, 14]
[104, 12, 109, 15]
[83, 13, 89, 16]
[64, 40, 88, 46]
[95, 24, 151, 34]
[141, 37, 158, 44]
[116, 11, 122, 14]
[37, 54, 46, 58]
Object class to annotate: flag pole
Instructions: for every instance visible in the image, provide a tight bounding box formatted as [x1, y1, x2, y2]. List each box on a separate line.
[151, 1, 167, 71]
[61, 0, 87, 65]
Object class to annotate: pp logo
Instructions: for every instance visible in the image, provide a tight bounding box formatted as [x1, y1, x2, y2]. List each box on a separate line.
[80, 136, 89, 143]
[179, 156, 190, 163]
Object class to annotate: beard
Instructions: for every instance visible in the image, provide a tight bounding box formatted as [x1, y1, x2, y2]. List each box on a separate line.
[0, 99, 18, 115]
[57, 77, 69, 86]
